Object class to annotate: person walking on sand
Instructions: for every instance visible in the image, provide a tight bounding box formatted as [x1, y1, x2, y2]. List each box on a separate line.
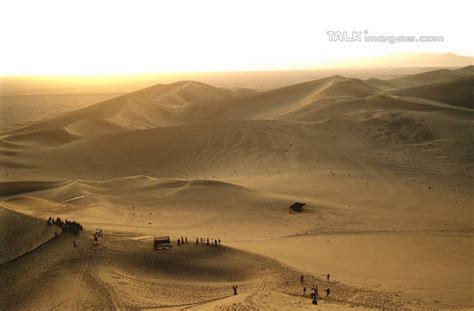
[185, 236, 188, 244]
[196, 238, 199, 244]
[327, 273, 330, 281]
[218, 238, 221, 245]
[300, 275, 304, 284]
[303, 286, 307, 297]
[311, 286, 318, 305]
[206, 238, 210, 246]
[325, 288, 331, 297]
[232, 285, 238, 295]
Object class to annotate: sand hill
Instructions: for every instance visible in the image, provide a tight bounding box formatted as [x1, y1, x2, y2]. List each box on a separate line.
[387, 66, 474, 88]
[2, 81, 255, 138]
[393, 76, 474, 109]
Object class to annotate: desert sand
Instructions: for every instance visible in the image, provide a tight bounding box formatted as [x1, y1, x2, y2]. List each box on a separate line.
[1, 66, 473, 310]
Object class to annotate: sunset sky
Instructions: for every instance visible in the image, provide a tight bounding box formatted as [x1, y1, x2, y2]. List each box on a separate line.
[1, 0, 472, 75]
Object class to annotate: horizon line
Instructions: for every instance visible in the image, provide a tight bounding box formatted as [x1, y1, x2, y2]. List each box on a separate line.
[2, 65, 473, 79]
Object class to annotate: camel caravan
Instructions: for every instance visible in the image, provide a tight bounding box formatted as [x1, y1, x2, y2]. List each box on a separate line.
[47, 216, 83, 235]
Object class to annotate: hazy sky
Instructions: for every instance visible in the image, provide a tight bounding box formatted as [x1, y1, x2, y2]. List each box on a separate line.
[1, 0, 471, 75]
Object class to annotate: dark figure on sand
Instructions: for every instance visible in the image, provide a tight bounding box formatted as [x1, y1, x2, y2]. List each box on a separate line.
[327, 273, 330, 281]
[311, 285, 318, 299]
[300, 275, 304, 283]
[303, 287, 307, 297]
[232, 285, 238, 295]
[325, 288, 331, 297]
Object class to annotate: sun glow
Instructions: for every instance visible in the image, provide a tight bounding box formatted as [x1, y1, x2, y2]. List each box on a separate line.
[0, 0, 472, 76]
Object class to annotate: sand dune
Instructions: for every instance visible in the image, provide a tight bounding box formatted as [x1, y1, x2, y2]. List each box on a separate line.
[2, 76, 383, 141]
[10, 98, 468, 183]
[0, 93, 123, 130]
[4, 81, 255, 138]
[451, 64, 474, 77]
[0, 207, 408, 310]
[365, 78, 399, 91]
[0, 177, 330, 240]
[0, 208, 58, 265]
[393, 76, 474, 109]
[387, 65, 474, 88]
[2, 128, 80, 147]
[3, 70, 470, 144]
[182, 76, 383, 122]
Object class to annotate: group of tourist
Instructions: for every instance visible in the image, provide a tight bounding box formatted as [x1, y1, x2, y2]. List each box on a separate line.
[196, 237, 221, 246]
[301, 274, 331, 305]
[175, 236, 222, 247]
[93, 229, 103, 242]
[177, 236, 188, 245]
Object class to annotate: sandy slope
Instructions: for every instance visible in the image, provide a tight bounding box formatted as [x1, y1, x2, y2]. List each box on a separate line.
[231, 233, 474, 309]
[0, 207, 58, 265]
[387, 67, 473, 88]
[1, 68, 473, 310]
[0, 207, 410, 310]
[0, 93, 123, 130]
[1, 81, 255, 138]
[0, 177, 327, 240]
[393, 77, 474, 109]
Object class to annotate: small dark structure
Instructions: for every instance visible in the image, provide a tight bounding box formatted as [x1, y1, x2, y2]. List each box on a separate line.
[289, 202, 306, 212]
[154, 236, 172, 250]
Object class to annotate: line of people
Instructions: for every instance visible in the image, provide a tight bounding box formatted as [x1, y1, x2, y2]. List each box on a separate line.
[195, 237, 221, 246]
[176, 236, 188, 246]
[165, 236, 223, 247]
